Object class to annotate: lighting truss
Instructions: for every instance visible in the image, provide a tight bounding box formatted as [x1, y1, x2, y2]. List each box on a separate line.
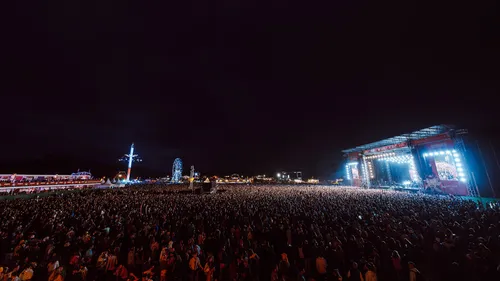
[342, 125, 453, 154]
[345, 162, 358, 180]
[367, 161, 374, 179]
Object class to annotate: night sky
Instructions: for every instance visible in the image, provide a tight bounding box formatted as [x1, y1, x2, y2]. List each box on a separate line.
[3, 2, 499, 178]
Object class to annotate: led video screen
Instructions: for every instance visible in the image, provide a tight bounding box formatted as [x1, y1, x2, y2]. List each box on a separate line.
[434, 154, 458, 181]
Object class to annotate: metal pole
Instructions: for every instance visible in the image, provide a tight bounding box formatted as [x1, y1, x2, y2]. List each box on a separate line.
[362, 155, 370, 188]
[386, 161, 392, 186]
[471, 172, 481, 197]
[490, 141, 500, 173]
[476, 141, 496, 197]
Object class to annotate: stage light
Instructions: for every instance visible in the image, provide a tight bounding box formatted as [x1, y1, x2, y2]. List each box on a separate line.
[458, 172, 465, 177]
[460, 178, 467, 182]
[402, 181, 411, 185]
[452, 149, 456, 153]
[457, 167, 463, 172]
[439, 151, 445, 155]
[454, 158, 461, 162]
[446, 150, 451, 154]
[456, 162, 462, 167]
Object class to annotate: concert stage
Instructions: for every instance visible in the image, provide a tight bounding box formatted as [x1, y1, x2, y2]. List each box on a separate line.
[342, 125, 479, 196]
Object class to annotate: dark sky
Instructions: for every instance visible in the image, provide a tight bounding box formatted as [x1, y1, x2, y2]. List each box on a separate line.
[3, 1, 499, 178]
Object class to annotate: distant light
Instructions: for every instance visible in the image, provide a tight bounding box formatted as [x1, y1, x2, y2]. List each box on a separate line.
[402, 181, 411, 185]
[457, 167, 463, 172]
[439, 151, 445, 155]
[458, 172, 465, 177]
[460, 178, 467, 182]
[277, 173, 281, 178]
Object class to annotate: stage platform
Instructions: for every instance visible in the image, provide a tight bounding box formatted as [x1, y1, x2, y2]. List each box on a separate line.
[371, 185, 421, 192]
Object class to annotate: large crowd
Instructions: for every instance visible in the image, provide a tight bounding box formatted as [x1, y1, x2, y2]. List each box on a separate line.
[0, 184, 499, 281]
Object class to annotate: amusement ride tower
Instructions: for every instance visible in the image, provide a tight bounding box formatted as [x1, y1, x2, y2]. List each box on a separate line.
[119, 143, 142, 182]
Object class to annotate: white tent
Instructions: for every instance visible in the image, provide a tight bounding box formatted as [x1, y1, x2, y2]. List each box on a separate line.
[96, 178, 116, 189]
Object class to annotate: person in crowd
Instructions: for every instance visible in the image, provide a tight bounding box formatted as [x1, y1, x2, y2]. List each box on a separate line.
[189, 252, 203, 281]
[204, 256, 215, 281]
[391, 250, 402, 281]
[332, 269, 342, 281]
[364, 263, 377, 281]
[408, 262, 421, 281]
[315, 254, 327, 277]
[18, 265, 33, 281]
[73, 264, 88, 281]
[278, 253, 290, 281]
[347, 262, 363, 281]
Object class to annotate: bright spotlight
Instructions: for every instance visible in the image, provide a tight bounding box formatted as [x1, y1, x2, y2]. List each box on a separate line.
[460, 178, 467, 182]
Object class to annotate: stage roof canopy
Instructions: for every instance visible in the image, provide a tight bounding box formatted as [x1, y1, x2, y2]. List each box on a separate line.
[342, 125, 454, 154]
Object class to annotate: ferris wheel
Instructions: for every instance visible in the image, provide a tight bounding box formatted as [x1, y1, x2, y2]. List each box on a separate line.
[172, 158, 183, 183]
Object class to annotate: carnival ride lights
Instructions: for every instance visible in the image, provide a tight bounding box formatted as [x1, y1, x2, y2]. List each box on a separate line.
[345, 162, 358, 180]
[422, 149, 467, 182]
[118, 143, 142, 182]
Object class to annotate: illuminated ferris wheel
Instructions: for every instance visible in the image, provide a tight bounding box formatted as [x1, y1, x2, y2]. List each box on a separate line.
[172, 158, 183, 183]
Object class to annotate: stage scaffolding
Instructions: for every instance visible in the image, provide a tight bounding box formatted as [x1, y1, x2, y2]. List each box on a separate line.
[341, 125, 474, 196]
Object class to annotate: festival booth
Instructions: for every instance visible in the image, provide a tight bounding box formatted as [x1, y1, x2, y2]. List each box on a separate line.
[342, 125, 478, 196]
